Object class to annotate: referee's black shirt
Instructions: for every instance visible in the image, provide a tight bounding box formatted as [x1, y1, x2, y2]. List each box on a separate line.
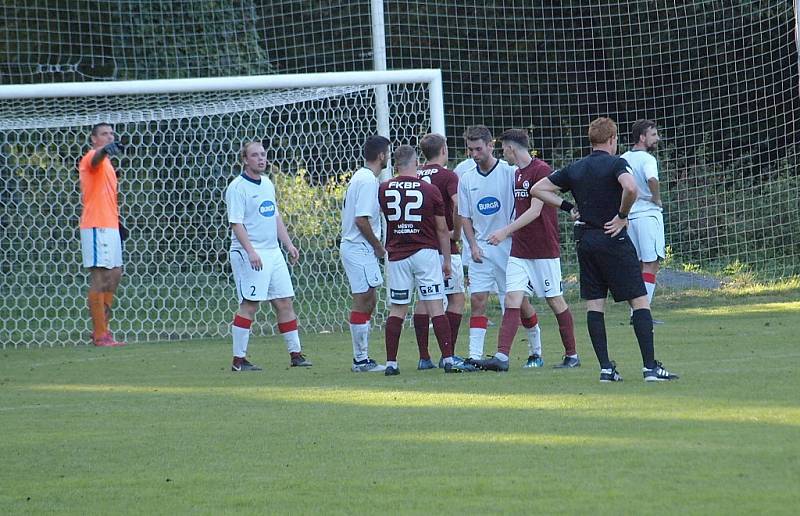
[548, 150, 632, 229]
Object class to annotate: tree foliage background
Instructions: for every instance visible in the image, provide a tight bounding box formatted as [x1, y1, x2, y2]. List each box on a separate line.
[1, 0, 798, 277]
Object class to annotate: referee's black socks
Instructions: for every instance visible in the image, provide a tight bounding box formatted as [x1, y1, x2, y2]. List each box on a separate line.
[631, 309, 656, 369]
[586, 311, 612, 369]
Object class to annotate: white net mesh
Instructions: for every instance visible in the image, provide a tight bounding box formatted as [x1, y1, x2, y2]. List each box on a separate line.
[1, 1, 799, 348]
[0, 82, 433, 348]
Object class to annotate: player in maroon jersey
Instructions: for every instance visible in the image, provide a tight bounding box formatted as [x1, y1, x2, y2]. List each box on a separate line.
[378, 145, 478, 375]
[474, 130, 580, 372]
[412, 133, 467, 370]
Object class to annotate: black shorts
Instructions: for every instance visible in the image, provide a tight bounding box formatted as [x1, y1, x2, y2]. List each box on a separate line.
[575, 227, 646, 302]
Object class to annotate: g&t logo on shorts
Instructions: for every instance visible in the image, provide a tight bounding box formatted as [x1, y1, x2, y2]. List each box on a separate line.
[477, 196, 501, 215]
[418, 284, 441, 296]
[259, 200, 276, 217]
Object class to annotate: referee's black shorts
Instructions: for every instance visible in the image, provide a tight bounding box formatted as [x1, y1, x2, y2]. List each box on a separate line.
[575, 227, 646, 302]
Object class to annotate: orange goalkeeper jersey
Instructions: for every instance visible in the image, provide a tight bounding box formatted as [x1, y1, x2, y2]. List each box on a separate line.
[79, 148, 119, 229]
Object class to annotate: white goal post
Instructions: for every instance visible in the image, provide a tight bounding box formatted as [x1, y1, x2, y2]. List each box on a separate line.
[0, 69, 445, 348]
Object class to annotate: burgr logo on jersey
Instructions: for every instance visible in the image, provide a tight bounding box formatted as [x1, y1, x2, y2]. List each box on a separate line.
[259, 200, 276, 217]
[477, 196, 501, 215]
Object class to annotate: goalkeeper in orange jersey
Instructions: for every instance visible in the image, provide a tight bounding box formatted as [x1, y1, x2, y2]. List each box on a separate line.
[78, 123, 126, 347]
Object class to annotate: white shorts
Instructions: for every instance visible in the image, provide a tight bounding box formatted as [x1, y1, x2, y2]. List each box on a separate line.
[444, 254, 465, 295]
[230, 247, 295, 303]
[628, 213, 666, 263]
[506, 257, 564, 298]
[387, 248, 445, 304]
[467, 242, 510, 295]
[340, 241, 383, 294]
[81, 228, 123, 269]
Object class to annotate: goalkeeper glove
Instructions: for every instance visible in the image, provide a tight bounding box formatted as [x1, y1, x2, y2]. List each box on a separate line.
[103, 142, 124, 156]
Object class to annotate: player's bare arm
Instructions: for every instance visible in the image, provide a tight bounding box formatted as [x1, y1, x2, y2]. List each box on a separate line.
[276, 211, 300, 264]
[450, 194, 462, 244]
[354, 215, 386, 258]
[461, 217, 482, 263]
[488, 197, 544, 246]
[435, 215, 452, 279]
[530, 177, 564, 208]
[604, 172, 637, 237]
[648, 177, 662, 207]
[231, 223, 262, 271]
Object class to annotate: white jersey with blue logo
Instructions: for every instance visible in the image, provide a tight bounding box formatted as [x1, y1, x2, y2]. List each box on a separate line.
[225, 173, 279, 251]
[457, 158, 516, 245]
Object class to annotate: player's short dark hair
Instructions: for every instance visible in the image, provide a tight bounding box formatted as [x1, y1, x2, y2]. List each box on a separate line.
[463, 125, 493, 144]
[91, 123, 112, 136]
[419, 133, 446, 160]
[499, 129, 529, 150]
[393, 145, 417, 168]
[363, 135, 391, 162]
[588, 117, 617, 145]
[240, 141, 264, 160]
[631, 119, 657, 143]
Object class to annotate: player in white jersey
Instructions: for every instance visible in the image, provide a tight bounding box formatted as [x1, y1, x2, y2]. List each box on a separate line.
[457, 125, 535, 360]
[621, 120, 665, 319]
[340, 135, 390, 372]
[225, 141, 311, 371]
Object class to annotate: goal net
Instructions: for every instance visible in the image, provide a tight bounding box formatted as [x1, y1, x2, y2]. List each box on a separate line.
[0, 71, 443, 348]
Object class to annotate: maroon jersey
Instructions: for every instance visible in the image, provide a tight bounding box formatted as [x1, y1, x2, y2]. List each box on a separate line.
[511, 158, 561, 259]
[417, 163, 459, 255]
[379, 176, 445, 261]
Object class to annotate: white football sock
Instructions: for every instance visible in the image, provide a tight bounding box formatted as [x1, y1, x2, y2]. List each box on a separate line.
[645, 281, 656, 304]
[527, 324, 542, 356]
[282, 330, 301, 353]
[349, 322, 370, 362]
[468, 328, 486, 360]
[232, 324, 250, 358]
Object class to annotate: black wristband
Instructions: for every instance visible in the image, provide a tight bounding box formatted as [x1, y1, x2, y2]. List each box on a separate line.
[560, 200, 574, 213]
[617, 211, 628, 219]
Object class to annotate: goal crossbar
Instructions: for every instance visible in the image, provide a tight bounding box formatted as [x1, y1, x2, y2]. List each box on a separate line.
[0, 69, 445, 135]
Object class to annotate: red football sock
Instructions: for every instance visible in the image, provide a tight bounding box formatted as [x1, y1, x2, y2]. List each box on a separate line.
[555, 308, 577, 356]
[384, 316, 404, 362]
[431, 314, 453, 358]
[413, 314, 431, 360]
[521, 313, 538, 329]
[497, 308, 521, 356]
[446, 311, 462, 354]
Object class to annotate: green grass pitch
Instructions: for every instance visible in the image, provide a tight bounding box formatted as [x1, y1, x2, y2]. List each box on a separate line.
[1, 290, 799, 514]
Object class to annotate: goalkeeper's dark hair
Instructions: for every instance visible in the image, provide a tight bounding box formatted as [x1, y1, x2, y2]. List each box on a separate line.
[631, 119, 657, 144]
[91, 123, 113, 136]
[363, 135, 391, 162]
[393, 145, 418, 169]
[499, 129, 529, 150]
[419, 133, 446, 160]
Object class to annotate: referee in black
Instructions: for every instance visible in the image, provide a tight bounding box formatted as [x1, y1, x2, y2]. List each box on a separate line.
[531, 117, 679, 382]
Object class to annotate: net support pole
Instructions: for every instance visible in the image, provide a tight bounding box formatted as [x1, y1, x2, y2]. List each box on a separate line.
[371, 0, 391, 182]
[795, 0, 800, 89]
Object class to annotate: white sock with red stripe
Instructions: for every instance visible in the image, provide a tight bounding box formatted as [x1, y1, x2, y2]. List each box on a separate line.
[468, 316, 488, 360]
[349, 311, 371, 362]
[232, 314, 252, 358]
[643, 272, 657, 304]
[278, 319, 301, 354]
